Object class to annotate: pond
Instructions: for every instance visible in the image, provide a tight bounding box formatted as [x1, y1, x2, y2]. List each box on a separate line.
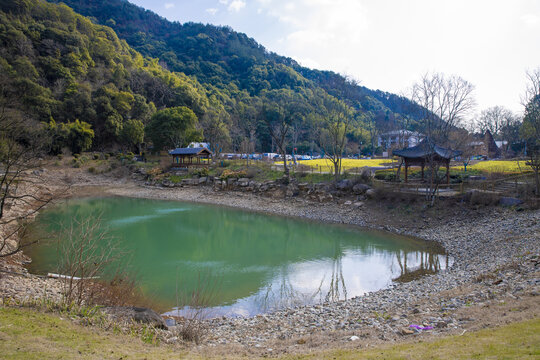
[27, 197, 450, 317]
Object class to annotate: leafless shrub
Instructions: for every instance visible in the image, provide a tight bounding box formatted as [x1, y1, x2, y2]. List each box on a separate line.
[173, 271, 221, 344]
[55, 215, 128, 306]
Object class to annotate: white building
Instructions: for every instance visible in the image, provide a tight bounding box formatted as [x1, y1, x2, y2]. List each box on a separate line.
[188, 142, 210, 149]
[377, 130, 424, 151]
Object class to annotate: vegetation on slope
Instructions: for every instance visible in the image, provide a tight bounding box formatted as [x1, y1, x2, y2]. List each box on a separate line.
[0, 0, 208, 151]
[49, 0, 427, 153]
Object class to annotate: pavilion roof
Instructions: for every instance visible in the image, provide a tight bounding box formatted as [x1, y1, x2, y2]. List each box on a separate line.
[393, 139, 461, 160]
[169, 147, 212, 156]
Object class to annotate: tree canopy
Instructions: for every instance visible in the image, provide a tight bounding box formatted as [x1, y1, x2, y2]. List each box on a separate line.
[146, 106, 201, 150]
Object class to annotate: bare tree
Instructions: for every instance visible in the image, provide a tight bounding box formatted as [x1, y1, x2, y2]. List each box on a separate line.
[411, 72, 476, 145]
[409, 72, 476, 202]
[200, 108, 231, 163]
[476, 106, 516, 138]
[56, 215, 124, 306]
[318, 99, 352, 181]
[449, 128, 476, 172]
[261, 92, 305, 180]
[521, 68, 540, 195]
[0, 86, 55, 259]
[522, 68, 540, 107]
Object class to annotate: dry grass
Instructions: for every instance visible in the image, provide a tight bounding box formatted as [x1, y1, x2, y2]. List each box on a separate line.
[0, 307, 179, 359]
[1, 305, 538, 359]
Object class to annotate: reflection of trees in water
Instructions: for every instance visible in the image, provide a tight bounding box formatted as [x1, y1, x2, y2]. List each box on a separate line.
[393, 249, 448, 283]
[253, 238, 348, 311]
[324, 240, 347, 303]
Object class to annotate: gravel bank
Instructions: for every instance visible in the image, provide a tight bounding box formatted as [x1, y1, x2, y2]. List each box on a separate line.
[104, 184, 540, 352]
[1, 173, 539, 354]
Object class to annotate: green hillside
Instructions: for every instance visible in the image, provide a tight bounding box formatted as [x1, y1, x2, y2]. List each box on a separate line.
[0, 0, 212, 151]
[48, 0, 426, 153]
[0, 0, 425, 154]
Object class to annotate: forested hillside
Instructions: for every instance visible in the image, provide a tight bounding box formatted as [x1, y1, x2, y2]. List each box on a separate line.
[49, 0, 426, 152]
[0, 0, 426, 155]
[0, 0, 212, 151]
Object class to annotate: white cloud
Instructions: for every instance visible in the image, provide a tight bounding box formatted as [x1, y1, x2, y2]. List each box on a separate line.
[130, 0, 540, 113]
[251, 0, 540, 112]
[521, 14, 539, 27]
[228, 0, 246, 13]
[206, 8, 219, 15]
[164, 2, 174, 9]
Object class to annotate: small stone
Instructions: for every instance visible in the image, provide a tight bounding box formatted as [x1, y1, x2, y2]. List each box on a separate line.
[349, 335, 360, 341]
[436, 321, 448, 328]
[401, 328, 414, 335]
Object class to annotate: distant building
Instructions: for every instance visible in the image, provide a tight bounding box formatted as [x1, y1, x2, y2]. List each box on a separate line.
[377, 130, 424, 151]
[188, 142, 210, 149]
[469, 131, 501, 159]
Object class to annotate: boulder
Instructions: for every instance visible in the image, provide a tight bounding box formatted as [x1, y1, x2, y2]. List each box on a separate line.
[286, 184, 299, 197]
[318, 193, 333, 203]
[499, 197, 523, 207]
[270, 188, 286, 198]
[102, 306, 167, 329]
[198, 177, 207, 184]
[352, 183, 370, 195]
[336, 179, 353, 191]
[365, 188, 377, 199]
[238, 178, 250, 187]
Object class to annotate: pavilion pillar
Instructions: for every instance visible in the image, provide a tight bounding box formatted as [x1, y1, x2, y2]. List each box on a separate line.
[404, 159, 408, 183]
[446, 160, 450, 184]
[421, 161, 425, 181]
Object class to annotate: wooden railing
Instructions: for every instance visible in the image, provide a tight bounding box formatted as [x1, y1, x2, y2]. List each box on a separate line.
[372, 172, 536, 197]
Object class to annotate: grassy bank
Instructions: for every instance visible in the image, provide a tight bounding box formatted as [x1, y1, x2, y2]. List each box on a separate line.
[0, 306, 538, 359]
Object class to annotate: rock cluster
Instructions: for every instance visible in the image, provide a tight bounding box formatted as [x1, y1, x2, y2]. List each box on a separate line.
[148, 173, 375, 204]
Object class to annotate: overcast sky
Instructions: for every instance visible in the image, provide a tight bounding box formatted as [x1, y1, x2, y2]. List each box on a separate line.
[129, 0, 540, 115]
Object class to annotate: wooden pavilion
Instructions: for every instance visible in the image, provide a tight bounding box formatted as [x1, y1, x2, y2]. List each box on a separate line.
[169, 147, 212, 167]
[393, 140, 461, 184]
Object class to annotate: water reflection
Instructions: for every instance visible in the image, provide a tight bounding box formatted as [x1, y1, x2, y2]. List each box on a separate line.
[27, 197, 451, 318]
[169, 246, 449, 318]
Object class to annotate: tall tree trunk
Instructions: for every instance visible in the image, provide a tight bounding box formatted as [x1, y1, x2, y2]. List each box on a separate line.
[281, 148, 289, 178]
[535, 169, 539, 196]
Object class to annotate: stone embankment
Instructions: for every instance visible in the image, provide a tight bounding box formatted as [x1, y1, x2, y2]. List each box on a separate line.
[135, 165, 376, 204]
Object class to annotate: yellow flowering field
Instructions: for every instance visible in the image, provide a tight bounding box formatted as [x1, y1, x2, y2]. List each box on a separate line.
[452, 160, 531, 174]
[297, 158, 394, 172]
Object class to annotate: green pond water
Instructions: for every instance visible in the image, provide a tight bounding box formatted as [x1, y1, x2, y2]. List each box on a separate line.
[27, 197, 450, 317]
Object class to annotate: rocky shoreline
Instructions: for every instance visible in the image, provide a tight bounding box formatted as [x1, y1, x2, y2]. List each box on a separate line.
[104, 184, 540, 354]
[1, 170, 539, 355]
